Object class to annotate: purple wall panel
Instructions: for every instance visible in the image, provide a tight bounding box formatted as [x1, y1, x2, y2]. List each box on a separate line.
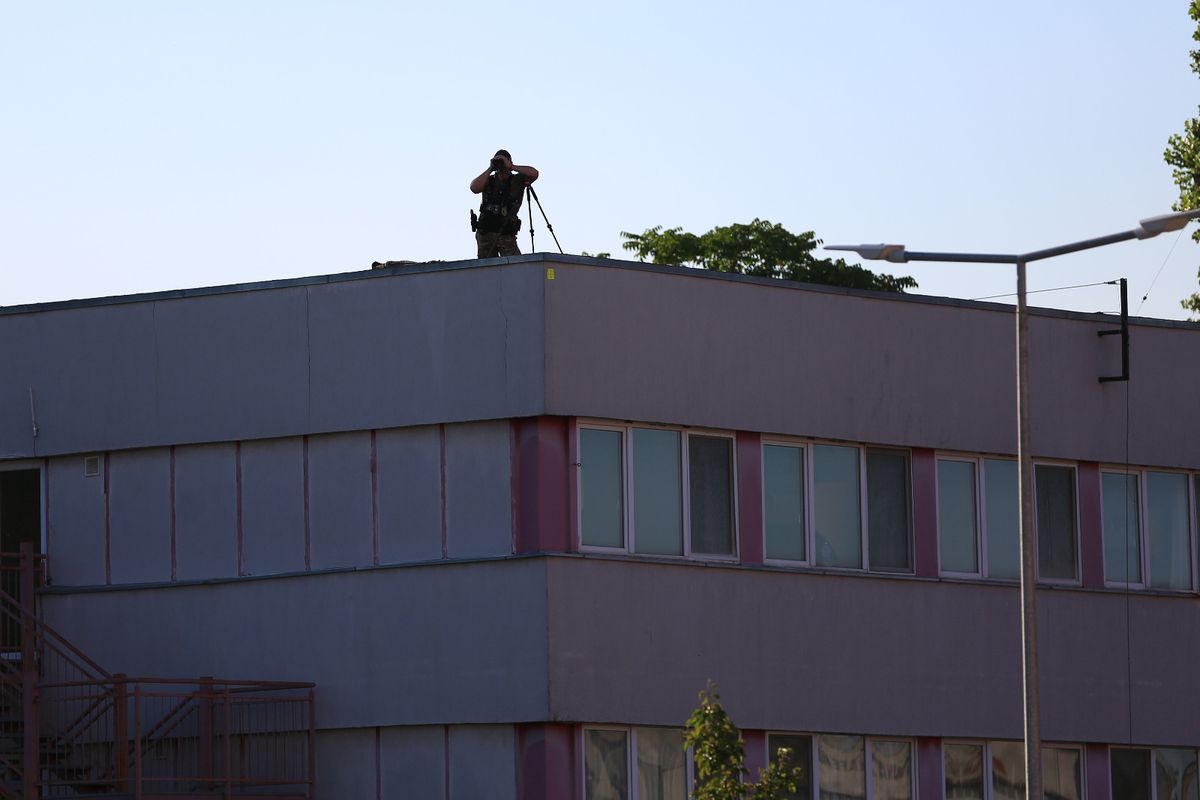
[107, 448, 171, 584]
[1077, 462, 1104, 589]
[1085, 743, 1110, 800]
[515, 417, 572, 554]
[743, 729, 767, 781]
[917, 737, 942, 800]
[736, 432, 764, 565]
[912, 449, 939, 577]
[516, 723, 575, 800]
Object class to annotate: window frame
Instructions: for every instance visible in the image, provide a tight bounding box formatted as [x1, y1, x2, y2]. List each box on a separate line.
[760, 438, 914, 574]
[765, 731, 916, 800]
[934, 454, 987, 579]
[1099, 467, 1148, 590]
[575, 420, 740, 562]
[579, 724, 694, 800]
[1099, 465, 1198, 593]
[1032, 460, 1082, 586]
[942, 740, 1086, 800]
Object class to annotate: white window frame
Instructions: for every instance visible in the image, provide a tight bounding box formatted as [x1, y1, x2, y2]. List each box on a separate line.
[575, 421, 740, 562]
[865, 737, 918, 800]
[761, 438, 914, 574]
[1032, 460, 1082, 586]
[579, 724, 695, 800]
[935, 454, 987, 579]
[1100, 465, 1198, 593]
[943, 740, 1086, 800]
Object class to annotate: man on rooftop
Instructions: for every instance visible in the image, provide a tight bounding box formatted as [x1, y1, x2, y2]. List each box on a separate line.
[470, 149, 539, 258]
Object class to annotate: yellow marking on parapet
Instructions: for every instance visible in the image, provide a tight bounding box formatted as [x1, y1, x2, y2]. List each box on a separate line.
[546, 268, 556, 280]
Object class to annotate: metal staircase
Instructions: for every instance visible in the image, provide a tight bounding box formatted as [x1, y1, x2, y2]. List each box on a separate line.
[0, 546, 316, 799]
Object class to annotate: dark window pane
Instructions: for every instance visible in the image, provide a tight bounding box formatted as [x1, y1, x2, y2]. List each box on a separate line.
[1044, 748, 1082, 800]
[581, 429, 624, 548]
[813, 446, 861, 568]
[769, 733, 813, 800]
[689, 436, 734, 555]
[1147, 472, 1192, 590]
[1036, 465, 1077, 580]
[938, 460, 979, 573]
[1102, 473, 1141, 583]
[944, 744, 984, 800]
[585, 729, 629, 800]
[764, 445, 806, 561]
[817, 735, 864, 800]
[872, 741, 912, 800]
[1155, 748, 1198, 800]
[867, 450, 912, 572]
[1111, 748, 1151, 800]
[985, 459, 1020, 579]
[990, 741, 1025, 800]
[633, 429, 682, 556]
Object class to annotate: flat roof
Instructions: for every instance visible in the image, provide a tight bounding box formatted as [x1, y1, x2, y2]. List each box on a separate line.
[2, 253, 1196, 331]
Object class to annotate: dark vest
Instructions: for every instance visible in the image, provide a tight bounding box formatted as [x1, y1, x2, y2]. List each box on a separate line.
[477, 174, 525, 234]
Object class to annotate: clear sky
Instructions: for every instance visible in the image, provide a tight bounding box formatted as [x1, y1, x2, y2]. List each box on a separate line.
[3, 1, 1197, 319]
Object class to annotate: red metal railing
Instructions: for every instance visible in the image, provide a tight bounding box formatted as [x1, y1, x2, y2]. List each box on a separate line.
[0, 545, 316, 798]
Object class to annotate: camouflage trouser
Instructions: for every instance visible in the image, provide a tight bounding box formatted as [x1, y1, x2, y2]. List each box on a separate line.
[476, 231, 521, 259]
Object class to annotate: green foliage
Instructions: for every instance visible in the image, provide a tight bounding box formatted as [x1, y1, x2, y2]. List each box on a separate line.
[620, 219, 917, 293]
[1165, 0, 1200, 317]
[683, 684, 803, 800]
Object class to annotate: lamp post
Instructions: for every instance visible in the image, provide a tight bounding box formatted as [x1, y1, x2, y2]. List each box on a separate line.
[826, 208, 1200, 800]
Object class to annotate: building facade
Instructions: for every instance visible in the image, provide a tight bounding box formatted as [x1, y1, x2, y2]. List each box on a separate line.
[1, 255, 1198, 799]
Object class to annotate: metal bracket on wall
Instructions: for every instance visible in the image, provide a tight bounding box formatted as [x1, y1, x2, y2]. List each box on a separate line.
[1098, 277, 1129, 383]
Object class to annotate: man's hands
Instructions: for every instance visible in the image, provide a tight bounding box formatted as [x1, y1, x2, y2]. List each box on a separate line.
[470, 156, 539, 193]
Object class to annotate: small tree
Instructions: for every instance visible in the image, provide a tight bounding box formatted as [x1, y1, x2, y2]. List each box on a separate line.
[684, 684, 803, 800]
[620, 219, 917, 293]
[1164, 0, 1200, 317]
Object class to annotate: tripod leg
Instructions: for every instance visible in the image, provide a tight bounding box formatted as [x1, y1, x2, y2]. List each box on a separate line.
[527, 186, 535, 253]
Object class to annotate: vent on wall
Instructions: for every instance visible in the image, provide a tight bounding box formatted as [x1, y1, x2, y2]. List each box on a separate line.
[83, 456, 100, 478]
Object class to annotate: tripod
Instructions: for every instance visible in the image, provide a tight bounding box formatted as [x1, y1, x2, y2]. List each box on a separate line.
[525, 184, 564, 254]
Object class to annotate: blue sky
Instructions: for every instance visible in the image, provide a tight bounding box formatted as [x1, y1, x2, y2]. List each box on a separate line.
[3, 1, 1197, 319]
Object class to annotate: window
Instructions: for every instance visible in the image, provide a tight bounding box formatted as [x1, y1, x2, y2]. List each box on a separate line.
[946, 742, 1082, 800]
[1101, 468, 1195, 591]
[578, 423, 736, 558]
[935, 457, 1019, 579]
[769, 734, 814, 800]
[767, 734, 911, 800]
[583, 727, 687, 800]
[764, 443, 912, 573]
[1111, 747, 1199, 800]
[1035, 464, 1078, 581]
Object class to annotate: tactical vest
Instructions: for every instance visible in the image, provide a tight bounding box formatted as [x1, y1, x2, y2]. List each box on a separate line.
[477, 174, 524, 235]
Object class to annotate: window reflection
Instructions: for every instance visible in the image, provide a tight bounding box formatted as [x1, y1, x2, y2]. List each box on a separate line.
[817, 735, 865, 800]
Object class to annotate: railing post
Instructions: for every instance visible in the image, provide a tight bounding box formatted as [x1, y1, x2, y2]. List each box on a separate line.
[199, 677, 214, 787]
[19, 542, 38, 800]
[308, 688, 316, 800]
[113, 674, 129, 792]
[223, 687, 233, 800]
[133, 683, 142, 800]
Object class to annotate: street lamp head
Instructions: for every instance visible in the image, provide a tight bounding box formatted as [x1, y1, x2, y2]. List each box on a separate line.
[1135, 209, 1200, 239]
[824, 244, 909, 263]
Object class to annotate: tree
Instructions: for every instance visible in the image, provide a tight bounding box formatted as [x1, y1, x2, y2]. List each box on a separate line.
[1164, 0, 1200, 317]
[620, 219, 917, 293]
[684, 684, 803, 800]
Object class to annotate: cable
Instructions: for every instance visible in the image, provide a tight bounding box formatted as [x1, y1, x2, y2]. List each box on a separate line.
[970, 281, 1117, 301]
[1136, 226, 1187, 314]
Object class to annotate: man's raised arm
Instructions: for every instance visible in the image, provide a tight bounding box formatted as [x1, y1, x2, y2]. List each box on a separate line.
[470, 166, 492, 194]
[512, 164, 539, 182]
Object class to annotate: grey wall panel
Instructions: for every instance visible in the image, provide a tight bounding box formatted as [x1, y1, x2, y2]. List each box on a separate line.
[241, 437, 306, 576]
[108, 449, 170, 584]
[308, 432, 373, 569]
[544, 558, 1200, 746]
[315, 728, 376, 800]
[444, 422, 512, 559]
[41, 560, 550, 728]
[376, 426, 442, 564]
[543, 262, 1200, 469]
[46, 456, 105, 586]
[174, 444, 237, 580]
[151, 290, 310, 443]
[0, 264, 546, 459]
[381, 726, 446, 799]
[448, 725, 516, 800]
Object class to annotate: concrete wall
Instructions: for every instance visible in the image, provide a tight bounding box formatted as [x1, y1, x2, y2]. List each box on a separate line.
[543, 556, 1200, 747]
[542, 261, 1200, 469]
[40, 560, 549, 730]
[0, 264, 544, 459]
[44, 421, 512, 587]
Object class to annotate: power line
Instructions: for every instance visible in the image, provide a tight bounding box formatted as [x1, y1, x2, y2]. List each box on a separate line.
[970, 280, 1117, 301]
[1136, 225, 1187, 314]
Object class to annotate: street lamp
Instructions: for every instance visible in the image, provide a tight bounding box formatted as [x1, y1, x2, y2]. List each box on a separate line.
[826, 208, 1200, 800]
